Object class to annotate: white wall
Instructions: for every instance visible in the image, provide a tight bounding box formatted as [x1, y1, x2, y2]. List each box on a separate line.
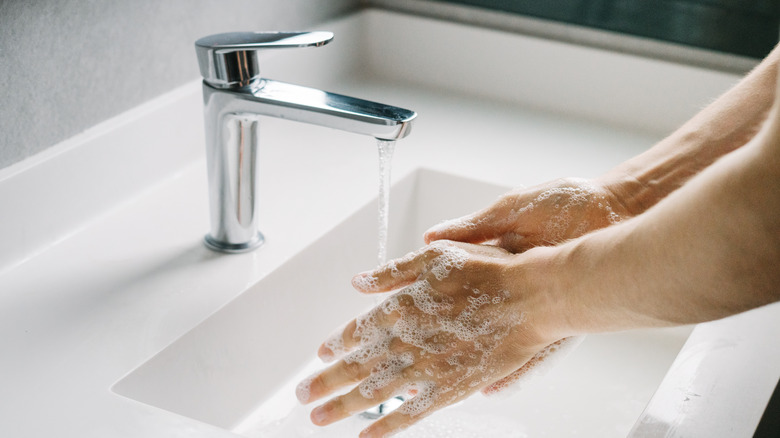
[0, 0, 358, 169]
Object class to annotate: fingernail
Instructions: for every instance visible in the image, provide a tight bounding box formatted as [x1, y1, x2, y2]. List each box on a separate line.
[311, 405, 329, 425]
[318, 346, 335, 362]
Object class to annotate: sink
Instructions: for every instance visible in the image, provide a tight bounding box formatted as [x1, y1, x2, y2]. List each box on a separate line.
[112, 168, 691, 437]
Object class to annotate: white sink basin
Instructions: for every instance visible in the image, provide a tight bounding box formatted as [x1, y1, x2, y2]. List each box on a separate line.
[113, 168, 691, 437]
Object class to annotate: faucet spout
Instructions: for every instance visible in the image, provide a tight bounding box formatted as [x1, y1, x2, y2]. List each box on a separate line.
[205, 79, 416, 140]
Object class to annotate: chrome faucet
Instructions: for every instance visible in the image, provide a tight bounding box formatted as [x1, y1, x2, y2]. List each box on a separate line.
[194, 31, 417, 253]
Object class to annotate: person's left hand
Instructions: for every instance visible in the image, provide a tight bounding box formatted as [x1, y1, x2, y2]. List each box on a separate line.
[295, 241, 568, 438]
[422, 177, 630, 254]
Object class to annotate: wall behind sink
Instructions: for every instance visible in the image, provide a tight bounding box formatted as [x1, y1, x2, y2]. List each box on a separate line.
[0, 0, 358, 170]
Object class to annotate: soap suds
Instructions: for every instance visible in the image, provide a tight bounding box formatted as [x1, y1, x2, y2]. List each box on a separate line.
[499, 180, 626, 246]
[359, 352, 415, 399]
[398, 381, 438, 417]
[295, 374, 315, 403]
[388, 259, 402, 278]
[353, 273, 381, 292]
[428, 245, 469, 281]
[323, 326, 350, 361]
[341, 273, 525, 419]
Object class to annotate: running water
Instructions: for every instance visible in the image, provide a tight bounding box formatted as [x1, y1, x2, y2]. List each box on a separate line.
[361, 138, 404, 420]
[376, 139, 396, 266]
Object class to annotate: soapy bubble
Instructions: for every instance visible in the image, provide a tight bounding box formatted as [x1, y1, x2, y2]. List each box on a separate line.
[429, 246, 469, 281]
[353, 273, 381, 292]
[295, 374, 315, 403]
[340, 270, 527, 419]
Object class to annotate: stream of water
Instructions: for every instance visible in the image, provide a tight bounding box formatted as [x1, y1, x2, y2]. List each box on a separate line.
[376, 139, 396, 267]
[360, 138, 405, 420]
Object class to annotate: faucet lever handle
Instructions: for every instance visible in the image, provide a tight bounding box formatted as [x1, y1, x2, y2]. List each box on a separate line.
[195, 31, 334, 88]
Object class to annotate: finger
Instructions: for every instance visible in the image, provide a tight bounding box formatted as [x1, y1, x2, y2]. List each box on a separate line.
[318, 320, 359, 362]
[297, 358, 370, 405]
[359, 409, 417, 438]
[308, 338, 417, 404]
[309, 361, 415, 426]
[423, 205, 512, 245]
[318, 308, 401, 362]
[480, 365, 529, 396]
[357, 387, 438, 438]
[311, 383, 399, 427]
[352, 243, 457, 293]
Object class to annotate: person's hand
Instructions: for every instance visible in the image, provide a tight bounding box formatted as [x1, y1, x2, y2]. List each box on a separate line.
[421, 177, 629, 412]
[423, 178, 631, 253]
[295, 241, 568, 438]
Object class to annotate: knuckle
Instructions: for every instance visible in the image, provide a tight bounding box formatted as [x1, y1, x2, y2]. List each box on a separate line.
[326, 396, 345, 416]
[312, 373, 328, 393]
[399, 366, 419, 380]
[388, 337, 407, 353]
[364, 385, 390, 401]
[343, 360, 364, 381]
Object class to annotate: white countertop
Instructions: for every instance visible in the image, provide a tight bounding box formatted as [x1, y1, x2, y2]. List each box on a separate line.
[0, 9, 776, 438]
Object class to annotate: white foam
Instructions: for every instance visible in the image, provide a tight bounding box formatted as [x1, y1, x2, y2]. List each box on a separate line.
[428, 245, 469, 281]
[353, 272, 381, 291]
[537, 185, 594, 243]
[398, 381, 438, 417]
[499, 180, 626, 245]
[323, 326, 350, 361]
[337, 273, 532, 420]
[358, 352, 415, 399]
[295, 374, 315, 403]
[345, 317, 392, 365]
[387, 259, 402, 278]
[331, 230, 573, 422]
[400, 280, 454, 316]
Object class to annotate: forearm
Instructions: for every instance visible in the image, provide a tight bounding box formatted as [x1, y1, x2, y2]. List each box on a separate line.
[599, 44, 780, 216]
[540, 120, 780, 336]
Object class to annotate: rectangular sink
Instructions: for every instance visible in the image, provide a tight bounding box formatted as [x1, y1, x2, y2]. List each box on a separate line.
[112, 168, 691, 437]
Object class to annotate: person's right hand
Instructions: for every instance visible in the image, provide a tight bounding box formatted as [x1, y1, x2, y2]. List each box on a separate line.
[424, 177, 632, 253]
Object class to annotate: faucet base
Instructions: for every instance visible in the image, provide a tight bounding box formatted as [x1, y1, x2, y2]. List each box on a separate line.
[203, 232, 265, 254]
[359, 396, 405, 419]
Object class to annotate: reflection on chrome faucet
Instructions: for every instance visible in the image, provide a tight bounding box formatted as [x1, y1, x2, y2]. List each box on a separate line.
[195, 32, 417, 253]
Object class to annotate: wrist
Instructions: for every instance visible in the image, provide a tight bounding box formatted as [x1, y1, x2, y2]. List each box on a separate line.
[504, 245, 582, 341]
[595, 170, 657, 218]
[512, 234, 636, 338]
